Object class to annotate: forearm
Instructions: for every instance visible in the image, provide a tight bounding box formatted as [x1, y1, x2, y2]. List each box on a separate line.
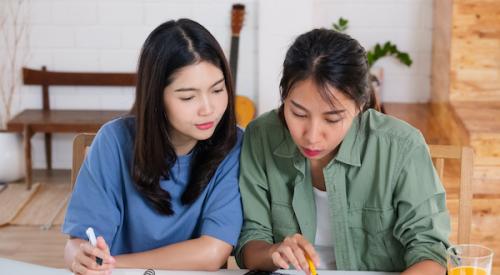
[242, 240, 280, 271]
[115, 236, 231, 271]
[64, 238, 86, 271]
[401, 260, 446, 275]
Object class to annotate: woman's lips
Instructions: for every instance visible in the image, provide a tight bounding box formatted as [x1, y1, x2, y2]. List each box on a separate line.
[302, 147, 322, 157]
[195, 122, 214, 130]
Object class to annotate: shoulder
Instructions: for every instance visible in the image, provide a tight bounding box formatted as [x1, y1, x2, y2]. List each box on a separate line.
[244, 109, 288, 146]
[362, 109, 426, 148]
[246, 109, 283, 132]
[99, 116, 135, 136]
[94, 116, 136, 149]
[214, 127, 244, 166]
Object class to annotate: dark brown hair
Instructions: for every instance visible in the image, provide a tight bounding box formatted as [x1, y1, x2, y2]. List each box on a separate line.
[131, 19, 237, 215]
[278, 28, 379, 121]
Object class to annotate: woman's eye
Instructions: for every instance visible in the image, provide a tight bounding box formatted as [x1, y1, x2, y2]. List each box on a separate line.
[180, 96, 194, 101]
[326, 118, 342, 124]
[213, 88, 224, 93]
[292, 112, 306, 118]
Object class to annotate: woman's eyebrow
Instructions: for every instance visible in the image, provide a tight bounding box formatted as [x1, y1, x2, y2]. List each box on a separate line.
[174, 77, 224, 92]
[323, 109, 345, 115]
[210, 78, 224, 88]
[291, 100, 345, 115]
[291, 100, 308, 112]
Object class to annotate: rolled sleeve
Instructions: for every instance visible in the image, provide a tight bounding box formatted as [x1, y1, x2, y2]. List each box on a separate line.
[235, 123, 274, 268]
[392, 143, 451, 268]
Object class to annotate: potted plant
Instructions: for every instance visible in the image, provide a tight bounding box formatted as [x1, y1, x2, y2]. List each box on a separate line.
[0, 0, 30, 183]
[333, 17, 413, 112]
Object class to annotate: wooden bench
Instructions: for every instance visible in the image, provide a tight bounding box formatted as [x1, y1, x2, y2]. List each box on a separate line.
[7, 66, 256, 189]
[6, 66, 134, 189]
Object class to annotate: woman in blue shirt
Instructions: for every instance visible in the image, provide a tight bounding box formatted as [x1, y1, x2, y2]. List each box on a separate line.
[63, 19, 243, 274]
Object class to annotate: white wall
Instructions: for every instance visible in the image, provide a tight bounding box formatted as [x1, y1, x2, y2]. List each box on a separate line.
[256, 0, 314, 114]
[3, 0, 259, 169]
[257, 0, 435, 110]
[314, 0, 434, 102]
[0, 0, 432, 169]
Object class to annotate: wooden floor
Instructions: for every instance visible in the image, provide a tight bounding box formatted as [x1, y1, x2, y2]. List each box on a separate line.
[0, 103, 498, 273]
[0, 169, 69, 268]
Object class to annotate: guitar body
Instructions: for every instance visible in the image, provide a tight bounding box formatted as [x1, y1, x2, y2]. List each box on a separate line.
[230, 4, 256, 128]
[236, 95, 256, 128]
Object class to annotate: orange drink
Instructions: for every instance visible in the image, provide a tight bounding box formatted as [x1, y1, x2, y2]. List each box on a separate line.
[448, 266, 488, 275]
[447, 245, 494, 275]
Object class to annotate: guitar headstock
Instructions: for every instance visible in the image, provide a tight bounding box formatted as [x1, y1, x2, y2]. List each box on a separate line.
[231, 4, 245, 36]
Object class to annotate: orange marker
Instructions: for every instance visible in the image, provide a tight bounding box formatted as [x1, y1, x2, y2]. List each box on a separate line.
[306, 254, 317, 275]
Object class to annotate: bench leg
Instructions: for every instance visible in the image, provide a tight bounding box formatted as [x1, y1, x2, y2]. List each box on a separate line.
[45, 133, 52, 170]
[23, 126, 33, 190]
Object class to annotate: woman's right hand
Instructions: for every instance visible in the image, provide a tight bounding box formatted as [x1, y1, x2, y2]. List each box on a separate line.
[72, 236, 116, 275]
[270, 233, 320, 274]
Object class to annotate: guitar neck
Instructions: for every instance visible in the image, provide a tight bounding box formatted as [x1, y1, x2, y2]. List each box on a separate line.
[229, 36, 240, 87]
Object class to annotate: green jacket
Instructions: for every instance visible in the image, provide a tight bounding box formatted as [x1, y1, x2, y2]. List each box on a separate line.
[236, 109, 450, 271]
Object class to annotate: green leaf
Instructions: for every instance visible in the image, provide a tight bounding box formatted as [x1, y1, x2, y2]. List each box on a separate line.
[367, 51, 374, 67]
[339, 17, 348, 27]
[329, 18, 412, 68]
[397, 52, 413, 66]
[367, 41, 413, 68]
[332, 17, 349, 32]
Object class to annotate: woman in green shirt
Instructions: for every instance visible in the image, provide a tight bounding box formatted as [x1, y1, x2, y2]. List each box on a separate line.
[236, 29, 450, 274]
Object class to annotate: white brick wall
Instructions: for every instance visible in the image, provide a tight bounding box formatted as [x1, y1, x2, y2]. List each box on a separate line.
[0, 0, 432, 169]
[2, 0, 259, 169]
[313, 0, 434, 103]
[256, 0, 314, 113]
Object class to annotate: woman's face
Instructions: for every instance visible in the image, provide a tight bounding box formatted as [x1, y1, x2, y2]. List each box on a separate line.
[163, 61, 228, 152]
[284, 77, 359, 164]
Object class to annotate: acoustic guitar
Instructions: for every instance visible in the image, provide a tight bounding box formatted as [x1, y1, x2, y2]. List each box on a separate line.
[230, 4, 255, 128]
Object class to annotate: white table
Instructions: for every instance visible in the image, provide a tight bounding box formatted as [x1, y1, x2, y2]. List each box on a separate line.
[0, 258, 399, 275]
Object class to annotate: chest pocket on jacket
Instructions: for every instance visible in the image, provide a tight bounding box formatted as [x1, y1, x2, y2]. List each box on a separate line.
[271, 201, 300, 243]
[348, 207, 404, 271]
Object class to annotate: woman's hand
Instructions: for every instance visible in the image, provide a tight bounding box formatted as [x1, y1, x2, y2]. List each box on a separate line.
[71, 236, 116, 275]
[269, 233, 320, 274]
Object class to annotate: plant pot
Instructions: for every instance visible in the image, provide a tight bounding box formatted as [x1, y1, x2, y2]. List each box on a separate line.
[0, 132, 25, 183]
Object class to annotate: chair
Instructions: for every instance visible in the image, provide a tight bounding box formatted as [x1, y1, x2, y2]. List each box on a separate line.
[428, 145, 474, 244]
[40, 133, 95, 229]
[70, 133, 96, 189]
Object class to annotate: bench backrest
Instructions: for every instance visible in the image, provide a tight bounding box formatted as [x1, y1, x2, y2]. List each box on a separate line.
[23, 66, 256, 127]
[23, 66, 137, 111]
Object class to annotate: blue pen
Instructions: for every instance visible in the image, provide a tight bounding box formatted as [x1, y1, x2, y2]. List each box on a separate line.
[85, 227, 103, 266]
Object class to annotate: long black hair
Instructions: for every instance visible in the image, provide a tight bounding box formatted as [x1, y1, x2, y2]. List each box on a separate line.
[131, 19, 237, 215]
[278, 28, 379, 121]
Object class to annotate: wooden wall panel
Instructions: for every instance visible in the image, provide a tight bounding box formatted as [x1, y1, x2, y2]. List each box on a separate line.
[449, 0, 500, 102]
[431, 0, 453, 102]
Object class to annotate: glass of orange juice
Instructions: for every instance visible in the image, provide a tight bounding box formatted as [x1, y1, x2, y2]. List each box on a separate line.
[447, 244, 494, 275]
